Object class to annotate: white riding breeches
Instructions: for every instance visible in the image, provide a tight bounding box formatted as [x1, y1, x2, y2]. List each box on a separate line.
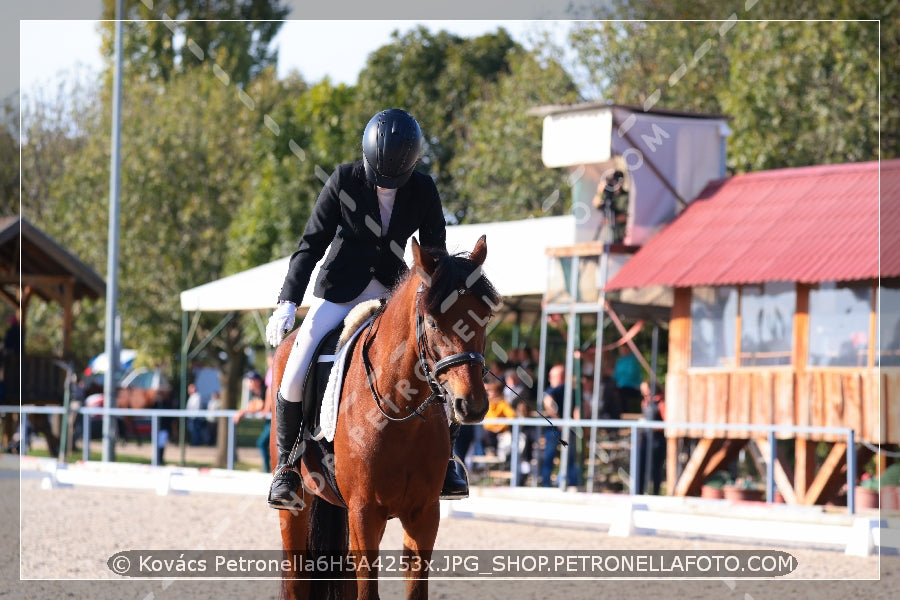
[278, 278, 388, 405]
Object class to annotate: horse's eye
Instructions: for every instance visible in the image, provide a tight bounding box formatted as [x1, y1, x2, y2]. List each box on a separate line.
[426, 316, 438, 330]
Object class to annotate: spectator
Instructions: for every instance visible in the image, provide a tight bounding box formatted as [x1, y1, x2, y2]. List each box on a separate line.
[154, 393, 175, 466]
[597, 355, 623, 422]
[613, 345, 643, 413]
[482, 381, 516, 461]
[206, 392, 222, 446]
[185, 383, 208, 446]
[233, 370, 272, 473]
[514, 395, 538, 486]
[504, 366, 536, 411]
[540, 364, 580, 489]
[636, 380, 666, 495]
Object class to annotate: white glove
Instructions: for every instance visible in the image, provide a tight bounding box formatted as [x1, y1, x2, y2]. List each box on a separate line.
[266, 301, 297, 347]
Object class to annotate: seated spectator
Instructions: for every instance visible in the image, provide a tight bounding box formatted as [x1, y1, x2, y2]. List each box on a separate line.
[482, 381, 516, 461]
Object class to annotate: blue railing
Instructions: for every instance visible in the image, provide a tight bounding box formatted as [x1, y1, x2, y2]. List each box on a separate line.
[1, 405, 859, 513]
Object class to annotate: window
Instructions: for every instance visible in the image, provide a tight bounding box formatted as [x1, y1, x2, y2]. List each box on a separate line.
[879, 279, 900, 366]
[691, 286, 737, 367]
[809, 281, 872, 367]
[740, 282, 795, 366]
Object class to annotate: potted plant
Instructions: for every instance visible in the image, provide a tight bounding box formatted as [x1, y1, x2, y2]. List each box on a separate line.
[855, 473, 879, 510]
[723, 477, 765, 502]
[701, 470, 733, 499]
[879, 463, 900, 512]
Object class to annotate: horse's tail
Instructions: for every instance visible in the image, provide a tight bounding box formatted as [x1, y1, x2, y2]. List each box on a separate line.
[307, 496, 349, 600]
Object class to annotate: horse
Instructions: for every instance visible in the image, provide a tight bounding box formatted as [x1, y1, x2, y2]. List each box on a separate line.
[270, 235, 499, 600]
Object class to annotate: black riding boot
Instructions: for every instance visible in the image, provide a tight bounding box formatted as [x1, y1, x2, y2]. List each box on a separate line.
[440, 422, 469, 500]
[267, 392, 305, 510]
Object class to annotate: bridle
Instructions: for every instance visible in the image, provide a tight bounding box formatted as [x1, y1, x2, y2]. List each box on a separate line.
[362, 283, 486, 423]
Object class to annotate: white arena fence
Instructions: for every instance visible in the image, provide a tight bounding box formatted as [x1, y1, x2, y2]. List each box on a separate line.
[3, 404, 861, 511]
[4, 404, 898, 558]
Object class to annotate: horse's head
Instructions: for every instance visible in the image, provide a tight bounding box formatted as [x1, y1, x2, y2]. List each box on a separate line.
[411, 235, 500, 424]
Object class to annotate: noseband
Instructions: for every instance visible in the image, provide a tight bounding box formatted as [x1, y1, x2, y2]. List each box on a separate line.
[363, 283, 485, 423]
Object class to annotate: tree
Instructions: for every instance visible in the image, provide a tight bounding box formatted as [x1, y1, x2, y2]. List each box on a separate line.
[354, 26, 524, 222]
[564, 8, 888, 171]
[0, 95, 19, 215]
[721, 21, 879, 172]
[99, 0, 290, 87]
[454, 44, 580, 223]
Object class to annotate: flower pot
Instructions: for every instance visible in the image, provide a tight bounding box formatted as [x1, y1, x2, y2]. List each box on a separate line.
[881, 485, 900, 512]
[722, 485, 764, 502]
[855, 485, 879, 509]
[701, 485, 725, 499]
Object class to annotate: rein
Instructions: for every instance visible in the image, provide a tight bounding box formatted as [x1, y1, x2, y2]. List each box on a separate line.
[362, 283, 485, 423]
[482, 369, 567, 447]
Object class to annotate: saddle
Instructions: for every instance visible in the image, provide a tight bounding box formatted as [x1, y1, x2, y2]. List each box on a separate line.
[295, 299, 383, 508]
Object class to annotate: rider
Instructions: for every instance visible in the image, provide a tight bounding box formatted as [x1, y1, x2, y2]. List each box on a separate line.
[265, 108, 470, 510]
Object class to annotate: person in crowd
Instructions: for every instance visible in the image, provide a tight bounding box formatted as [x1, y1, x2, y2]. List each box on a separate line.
[540, 363, 580, 489]
[613, 344, 644, 414]
[636, 380, 666, 495]
[482, 380, 516, 460]
[233, 370, 272, 473]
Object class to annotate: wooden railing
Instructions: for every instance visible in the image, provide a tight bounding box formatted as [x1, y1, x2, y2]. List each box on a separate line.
[665, 366, 895, 444]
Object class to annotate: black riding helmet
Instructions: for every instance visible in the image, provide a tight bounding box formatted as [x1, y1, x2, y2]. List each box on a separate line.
[362, 109, 423, 189]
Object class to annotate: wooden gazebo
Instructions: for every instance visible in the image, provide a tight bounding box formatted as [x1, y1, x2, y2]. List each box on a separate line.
[0, 216, 105, 451]
[605, 159, 899, 505]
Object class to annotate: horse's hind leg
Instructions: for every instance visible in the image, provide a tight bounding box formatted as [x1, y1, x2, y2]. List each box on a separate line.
[399, 501, 440, 600]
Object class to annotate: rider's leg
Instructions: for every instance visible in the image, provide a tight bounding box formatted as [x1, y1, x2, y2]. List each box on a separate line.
[268, 297, 351, 509]
[268, 281, 388, 510]
[441, 422, 470, 500]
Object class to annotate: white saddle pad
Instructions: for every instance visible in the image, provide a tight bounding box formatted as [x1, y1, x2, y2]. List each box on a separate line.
[312, 316, 373, 443]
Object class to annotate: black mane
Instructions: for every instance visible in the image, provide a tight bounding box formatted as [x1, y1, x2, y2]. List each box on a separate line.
[418, 245, 501, 314]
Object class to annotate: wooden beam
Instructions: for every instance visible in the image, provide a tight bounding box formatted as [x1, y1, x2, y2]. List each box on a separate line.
[673, 438, 722, 497]
[802, 442, 846, 506]
[701, 438, 747, 479]
[794, 284, 810, 373]
[794, 438, 817, 503]
[749, 438, 798, 505]
[0, 274, 72, 286]
[666, 437, 678, 496]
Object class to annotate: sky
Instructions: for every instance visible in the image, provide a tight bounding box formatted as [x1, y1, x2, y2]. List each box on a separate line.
[17, 19, 570, 99]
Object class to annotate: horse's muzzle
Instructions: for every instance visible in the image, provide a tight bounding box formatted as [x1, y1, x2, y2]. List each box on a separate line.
[452, 393, 489, 424]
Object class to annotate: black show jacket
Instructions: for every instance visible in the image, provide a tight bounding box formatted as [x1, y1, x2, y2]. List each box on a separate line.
[277, 160, 447, 305]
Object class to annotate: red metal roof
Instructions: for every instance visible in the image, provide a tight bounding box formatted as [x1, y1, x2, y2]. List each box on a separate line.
[606, 159, 898, 290]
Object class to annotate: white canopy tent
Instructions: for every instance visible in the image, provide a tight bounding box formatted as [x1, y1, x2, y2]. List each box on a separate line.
[179, 215, 577, 316]
[176, 216, 578, 409]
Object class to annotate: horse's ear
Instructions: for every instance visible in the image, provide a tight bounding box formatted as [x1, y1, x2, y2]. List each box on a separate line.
[470, 235, 487, 266]
[411, 236, 437, 279]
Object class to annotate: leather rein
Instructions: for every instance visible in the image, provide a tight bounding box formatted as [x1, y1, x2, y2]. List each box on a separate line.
[362, 283, 485, 423]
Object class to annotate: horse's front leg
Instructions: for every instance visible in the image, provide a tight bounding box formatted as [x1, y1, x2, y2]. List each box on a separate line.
[348, 505, 388, 600]
[279, 507, 310, 600]
[399, 500, 441, 600]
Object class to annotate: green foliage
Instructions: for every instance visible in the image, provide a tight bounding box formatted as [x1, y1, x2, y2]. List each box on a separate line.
[565, 8, 891, 169]
[99, 0, 290, 87]
[18, 12, 893, 403]
[354, 26, 571, 223]
[722, 21, 879, 171]
[704, 469, 735, 489]
[0, 96, 18, 214]
[454, 45, 579, 222]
